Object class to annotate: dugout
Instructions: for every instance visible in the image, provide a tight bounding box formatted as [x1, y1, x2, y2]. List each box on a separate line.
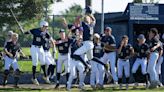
[94, 3, 164, 83]
[94, 3, 164, 45]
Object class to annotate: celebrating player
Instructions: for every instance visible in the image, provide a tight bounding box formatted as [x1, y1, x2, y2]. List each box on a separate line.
[24, 20, 50, 85]
[55, 29, 72, 88]
[71, 7, 96, 71]
[101, 27, 118, 86]
[146, 28, 161, 88]
[117, 35, 134, 90]
[3, 33, 25, 87]
[132, 34, 150, 88]
[67, 35, 86, 91]
[42, 30, 56, 82]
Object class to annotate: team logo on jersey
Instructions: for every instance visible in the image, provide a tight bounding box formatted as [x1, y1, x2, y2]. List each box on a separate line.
[65, 43, 68, 47]
[120, 52, 123, 56]
[59, 46, 64, 50]
[141, 49, 144, 53]
[126, 50, 129, 53]
[36, 37, 41, 42]
[45, 44, 48, 47]
[150, 43, 152, 47]
[94, 49, 100, 53]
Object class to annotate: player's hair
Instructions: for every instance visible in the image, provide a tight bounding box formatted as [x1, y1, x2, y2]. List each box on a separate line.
[122, 35, 128, 40]
[150, 28, 158, 36]
[12, 33, 19, 38]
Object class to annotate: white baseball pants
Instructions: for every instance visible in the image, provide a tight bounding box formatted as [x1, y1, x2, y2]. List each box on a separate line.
[117, 59, 130, 78]
[30, 45, 45, 66]
[132, 58, 147, 75]
[102, 52, 118, 82]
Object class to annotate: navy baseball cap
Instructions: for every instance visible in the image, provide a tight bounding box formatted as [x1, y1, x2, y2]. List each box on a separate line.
[59, 29, 65, 33]
[138, 34, 145, 39]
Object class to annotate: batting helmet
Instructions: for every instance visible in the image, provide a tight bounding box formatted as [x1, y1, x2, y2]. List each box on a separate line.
[40, 21, 49, 28]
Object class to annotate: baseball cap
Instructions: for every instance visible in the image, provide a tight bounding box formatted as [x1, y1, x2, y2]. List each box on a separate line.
[59, 29, 65, 33]
[8, 31, 13, 36]
[137, 34, 145, 40]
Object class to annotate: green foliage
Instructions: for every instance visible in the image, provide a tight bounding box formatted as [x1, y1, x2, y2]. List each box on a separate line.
[133, 0, 143, 3]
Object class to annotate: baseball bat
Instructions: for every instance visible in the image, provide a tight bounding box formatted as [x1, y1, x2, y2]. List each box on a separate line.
[9, 7, 24, 34]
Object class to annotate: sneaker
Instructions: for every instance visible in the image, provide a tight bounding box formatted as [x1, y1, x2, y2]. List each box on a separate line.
[91, 85, 96, 90]
[119, 83, 122, 90]
[133, 82, 138, 88]
[3, 80, 7, 86]
[13, 85, 19, 88]
[31, 78, 39, 85]
[79, 85, 84, 90]
[145, 82, 150, 89]
[113, 81, 118, 88]
[55, 82, 60, 89]
[126, 84, 129, 90]
[159, 83, 163, 87]
[43, 76, 51, 84]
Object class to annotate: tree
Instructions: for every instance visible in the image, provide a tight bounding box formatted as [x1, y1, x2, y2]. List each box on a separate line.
[133, 0, 159, 3]
[0, 0, 56, 46]
[133, 0, 143, 3]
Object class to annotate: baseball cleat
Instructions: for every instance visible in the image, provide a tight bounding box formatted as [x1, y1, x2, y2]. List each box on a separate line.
[42, 76, 51, 84]
[31, 78, 39, 85]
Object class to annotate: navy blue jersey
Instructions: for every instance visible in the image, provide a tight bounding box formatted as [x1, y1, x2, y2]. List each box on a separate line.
[93, 43, 104, 58]
[146, 37, 159, 52]
[134, 43, 150, 58]
[101, 35, 116, 53]
[42, 32, 52, 51]
[118, 44, 133, 59]
[56, 38, 73, 54]
[81, 22, 94, 41]
[26, 28, 45, 46]
[5, 41, 21, 58]
[70, 40, 83, 58]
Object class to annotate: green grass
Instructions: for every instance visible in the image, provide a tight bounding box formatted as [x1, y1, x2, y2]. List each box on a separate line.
[21, 47, 31, 56]
[0, 86, 164, 92]
[0, 47, 58, 72]
[18, 61, 41, 72]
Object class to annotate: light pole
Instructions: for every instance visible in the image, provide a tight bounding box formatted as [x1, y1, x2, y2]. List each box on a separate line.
[101, 0, 104, 34]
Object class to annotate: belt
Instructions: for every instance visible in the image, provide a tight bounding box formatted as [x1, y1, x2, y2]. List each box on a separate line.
[33, 45, 41, 48]
[59, 53, 68, 55]
[44, 50, 49, 52]
[120, 58, 128, 61]
[137, 57, 147, 59]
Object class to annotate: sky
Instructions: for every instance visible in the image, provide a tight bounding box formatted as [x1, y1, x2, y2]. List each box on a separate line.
[50, 0, 164, 15]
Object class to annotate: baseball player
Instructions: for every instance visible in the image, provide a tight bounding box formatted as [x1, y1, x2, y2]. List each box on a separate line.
[24, 20, 50, 85]
[42, 31, 56, 82]
[90, 33, 106, 89]
[3, 33, 25, 87]
[117, 35, 134, 90]
[55, 29, 72, 88]
[101, 27, 118, 85]
[132, 34, 150, 88]
[71, 11, 96, 71]
[156, 41, 163, 87]
[146, 28, 160, 88]
[67, 35, 87, 91]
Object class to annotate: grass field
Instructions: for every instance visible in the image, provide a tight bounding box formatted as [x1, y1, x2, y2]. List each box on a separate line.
[0, 47, 57, 72]
[0, 86, 164, 92]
